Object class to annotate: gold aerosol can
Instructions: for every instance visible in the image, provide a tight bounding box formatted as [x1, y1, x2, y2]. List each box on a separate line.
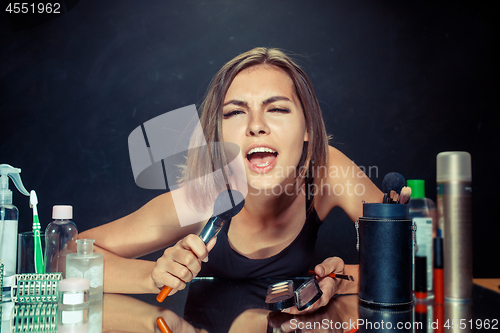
[436, 151, 472, 301]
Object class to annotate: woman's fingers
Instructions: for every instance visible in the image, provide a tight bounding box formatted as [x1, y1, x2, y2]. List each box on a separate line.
[152, 234, 214, 293]
[282, 257, 346, 315]
[314, 256, 345, 277]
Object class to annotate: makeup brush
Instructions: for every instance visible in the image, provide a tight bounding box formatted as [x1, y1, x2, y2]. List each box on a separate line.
[399, 186, 411, 204]
[382, 172, 406, 204]
[156, 189, 245, 302]
[382, 172, 406, 196]
[309, 270, 355, 281]
[389, 190, 397, 204]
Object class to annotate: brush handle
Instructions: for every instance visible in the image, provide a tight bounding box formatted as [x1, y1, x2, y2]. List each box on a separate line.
[156, 317, 173, 333]
[33, 217, 45, 274]
[309, 270, 354, 281]
[156, 286, 173, 302]
[329, 273, 354, 281]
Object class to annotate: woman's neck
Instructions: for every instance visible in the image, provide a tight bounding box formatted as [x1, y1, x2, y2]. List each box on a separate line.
[228, 186, 307, 259]
[241, 186, 304, 226]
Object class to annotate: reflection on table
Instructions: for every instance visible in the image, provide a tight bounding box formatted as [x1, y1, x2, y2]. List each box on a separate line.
[100, 278, 499, 333]
[2, 278, 498, 332]
[1, 298, 102, 333]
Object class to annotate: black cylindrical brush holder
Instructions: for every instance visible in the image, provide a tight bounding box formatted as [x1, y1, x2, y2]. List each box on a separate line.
[358, 304, 413, 333]
[357, 203, 414, 309]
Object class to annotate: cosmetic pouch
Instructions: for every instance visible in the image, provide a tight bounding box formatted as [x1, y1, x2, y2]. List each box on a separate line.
[356, 203, 415, 309]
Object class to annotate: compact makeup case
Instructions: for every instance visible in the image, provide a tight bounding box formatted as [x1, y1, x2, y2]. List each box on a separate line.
[265, 277, 322, 311]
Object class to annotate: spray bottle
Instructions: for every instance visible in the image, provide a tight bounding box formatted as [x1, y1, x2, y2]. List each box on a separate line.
[437, 151, 472, 301]
[0, 164, 30, 299]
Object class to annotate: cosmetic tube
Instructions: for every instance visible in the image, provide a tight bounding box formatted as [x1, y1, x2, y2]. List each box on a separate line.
[436, 152, 472, 301]
[433, 235, 444, 304]
[414, 256, 427, 300]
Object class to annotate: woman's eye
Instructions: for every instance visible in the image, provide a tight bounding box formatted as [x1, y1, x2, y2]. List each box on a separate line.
[268, 108, 290, 113]
[223, 110, 244, 118]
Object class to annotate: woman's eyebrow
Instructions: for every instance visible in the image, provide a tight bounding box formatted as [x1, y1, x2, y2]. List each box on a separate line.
[223, 96, 291, 107]
[261, 96, 290, 105]
[223, 100, 247, 107]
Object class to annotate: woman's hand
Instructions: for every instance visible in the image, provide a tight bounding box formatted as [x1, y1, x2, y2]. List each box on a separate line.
[269, 294, 359, 333]
[283, 257, 347, 315]
[151, 234, 216, 295]
[157, 309, 209, 333]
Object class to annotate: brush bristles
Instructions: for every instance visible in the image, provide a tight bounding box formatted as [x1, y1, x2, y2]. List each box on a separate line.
[399, 186, 412, 204]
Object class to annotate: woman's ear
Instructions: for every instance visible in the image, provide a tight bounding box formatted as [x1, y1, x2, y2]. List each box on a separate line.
[304, 130, 309, 142]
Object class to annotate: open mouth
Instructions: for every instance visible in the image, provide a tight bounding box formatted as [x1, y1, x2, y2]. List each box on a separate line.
[246, 147, 278, 169]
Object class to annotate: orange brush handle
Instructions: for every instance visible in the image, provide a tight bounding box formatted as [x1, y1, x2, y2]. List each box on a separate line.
[156, 286, 173, 302]
[156, 317, 173, 333]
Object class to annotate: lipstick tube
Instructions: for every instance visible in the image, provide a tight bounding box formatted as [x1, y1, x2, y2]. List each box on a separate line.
[433, 236, 444, 304]
[414, 256, 428, 300]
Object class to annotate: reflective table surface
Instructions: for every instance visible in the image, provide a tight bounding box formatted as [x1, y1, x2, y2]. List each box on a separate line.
[2, 278, 499, 333]
[114, 278, 499, 333]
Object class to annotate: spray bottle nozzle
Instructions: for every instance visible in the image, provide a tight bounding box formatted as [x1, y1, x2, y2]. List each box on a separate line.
[0, 164, 30, 205]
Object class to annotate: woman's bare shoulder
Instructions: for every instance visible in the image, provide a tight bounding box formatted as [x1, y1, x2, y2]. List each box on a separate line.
[314, 146, 383, 221]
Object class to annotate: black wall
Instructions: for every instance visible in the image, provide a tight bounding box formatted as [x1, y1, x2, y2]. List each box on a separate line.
[1, 1, 498, 277]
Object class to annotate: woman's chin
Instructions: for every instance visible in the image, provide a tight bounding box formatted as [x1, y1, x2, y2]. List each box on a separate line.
[246, 180, 296, 197]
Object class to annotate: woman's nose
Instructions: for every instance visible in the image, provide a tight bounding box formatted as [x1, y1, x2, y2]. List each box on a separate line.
[246, 113, 270, 136]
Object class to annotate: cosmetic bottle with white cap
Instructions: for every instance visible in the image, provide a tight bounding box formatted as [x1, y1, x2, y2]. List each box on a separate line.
[58, 278, 90, 333]
[45, 205, 78, 278]
[436, 151, 472, 301]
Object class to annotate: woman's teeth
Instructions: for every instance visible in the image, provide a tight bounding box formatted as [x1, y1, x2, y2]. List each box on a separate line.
[247, 147, 278, 170]
[247, 147, 277, 155]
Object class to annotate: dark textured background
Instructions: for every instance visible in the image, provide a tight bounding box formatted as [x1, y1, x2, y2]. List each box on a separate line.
[1, 1, 498, 277]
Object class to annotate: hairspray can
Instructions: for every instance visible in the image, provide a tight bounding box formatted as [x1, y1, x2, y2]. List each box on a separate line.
[436, 151, 472, 301]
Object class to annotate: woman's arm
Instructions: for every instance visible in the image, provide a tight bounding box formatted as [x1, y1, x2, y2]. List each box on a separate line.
[80, 189, 205, 294]
[316, 146, 383, 222]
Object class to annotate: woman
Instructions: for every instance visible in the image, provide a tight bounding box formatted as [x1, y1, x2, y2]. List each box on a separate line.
[80, 47, 383, 314]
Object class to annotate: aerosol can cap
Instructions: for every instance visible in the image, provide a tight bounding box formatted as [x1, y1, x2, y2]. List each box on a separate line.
[437, 151, 472, 182]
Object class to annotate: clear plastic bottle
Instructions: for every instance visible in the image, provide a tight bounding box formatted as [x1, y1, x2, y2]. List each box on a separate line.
[407, 179, 437, 296]
[45, 205, 78, 278]
[0, 202, 19, 278]
[66, 239, 103, 301]
[0, 164, 30, 298]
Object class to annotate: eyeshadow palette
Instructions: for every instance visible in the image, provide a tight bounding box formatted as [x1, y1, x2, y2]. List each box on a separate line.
[265, 277, 322, 311]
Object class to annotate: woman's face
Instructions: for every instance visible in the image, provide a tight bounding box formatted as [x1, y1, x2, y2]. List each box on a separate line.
[222, 64, 308, 192]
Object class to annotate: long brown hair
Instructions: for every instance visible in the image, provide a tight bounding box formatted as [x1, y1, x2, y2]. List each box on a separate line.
[180, 47, 330, 209]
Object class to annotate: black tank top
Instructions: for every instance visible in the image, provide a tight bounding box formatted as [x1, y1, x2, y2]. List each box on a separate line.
[199, 191, 322, 279]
